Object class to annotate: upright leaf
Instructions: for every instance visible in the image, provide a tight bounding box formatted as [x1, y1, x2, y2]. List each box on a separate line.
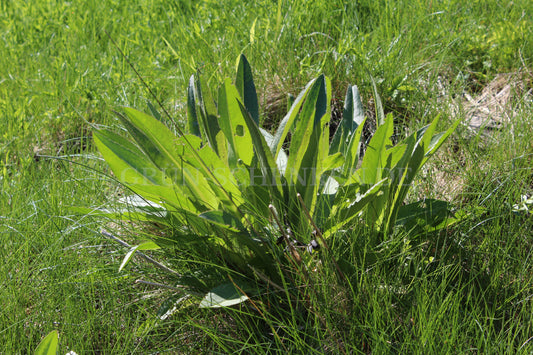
[117, 108, 179, 176]
[286, 75, 328, 188]
[353, 113, 394, 227]
[239, 101, 283, 206]
[284, 75, 331, 229]
[330, 85, 365, 155]
[341, 117, 367, 178]
[357, 113, 394, 186]
[218, 79, 254, 167]
[190, 74, 221, 153]
[261, 128, 288, 174]
[200, 210, 246, 232]
[271, 79, 316, 158]
[386, 117, 460, 234]
[423, 118, 461, 163]
[235, 54, 259, 125]
[94, 128, 171, 187]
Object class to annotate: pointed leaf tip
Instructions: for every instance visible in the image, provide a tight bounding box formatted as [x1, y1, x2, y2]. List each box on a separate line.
[236, 54, 259, 125]
[35, 330, 59, 355]
[200, 282, 250, 308]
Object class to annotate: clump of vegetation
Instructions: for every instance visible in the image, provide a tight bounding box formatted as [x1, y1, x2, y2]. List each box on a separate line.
[92, 55, 461, 348]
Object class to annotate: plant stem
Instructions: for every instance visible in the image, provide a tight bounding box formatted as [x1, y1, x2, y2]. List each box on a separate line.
[100, 229, 181, 277]
[296, 193, 347, 283]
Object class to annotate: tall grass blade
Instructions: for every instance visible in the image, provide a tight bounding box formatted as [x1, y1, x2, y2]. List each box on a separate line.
[187, 76, 201, 137]
[369, 73, 385, 126]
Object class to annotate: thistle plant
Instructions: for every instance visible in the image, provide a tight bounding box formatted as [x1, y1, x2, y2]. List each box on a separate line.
[93, 55, 459, 307]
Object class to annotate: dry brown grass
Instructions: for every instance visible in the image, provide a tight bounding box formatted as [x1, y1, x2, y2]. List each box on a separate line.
[423, 71, 532, 202]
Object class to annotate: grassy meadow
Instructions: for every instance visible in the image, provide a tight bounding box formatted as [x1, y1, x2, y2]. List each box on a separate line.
[1, 0, 532, 353]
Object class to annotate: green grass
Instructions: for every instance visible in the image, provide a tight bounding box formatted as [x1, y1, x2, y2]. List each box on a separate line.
[1, 0, 532, 352]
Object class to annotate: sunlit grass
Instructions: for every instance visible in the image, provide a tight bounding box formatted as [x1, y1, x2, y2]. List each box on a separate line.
[1, 0, 532, 352]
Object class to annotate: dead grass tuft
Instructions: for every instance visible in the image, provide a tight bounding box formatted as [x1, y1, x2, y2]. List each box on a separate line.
[462, 72, 531, 130]
[427, 71, 532, 202]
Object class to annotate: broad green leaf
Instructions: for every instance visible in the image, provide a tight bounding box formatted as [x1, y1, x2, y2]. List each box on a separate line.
[198, 211, 268, 260]
[384, 117, 459, 234]
[226, 124, 276, 224]
[94, 129, 171, 186]
[316, 77, 333, 163]
[318, 153, 344, 196]
[94, 129, 204, 213]
[73, 195, 169, 221]
[200, 210, 246, 232]
[286, 75, 328, 188]
[377, 136, 415, 231]
[195, 144, 245, 209]
[286, 76, 327, 174]
[395, 199, 453, 234]
[324, 179, 387, 237]
[94, 134, 191, 209]
[235, 54, 259, 125]
[358, 113, 394, 186]
[342, 116, 367, 178]
[73, 206, 168, 224]
[115, 109, 208, 200]
[137, 240, 161, 251]
[322, 153, 344, 173]
[117, 124, 221, 209]
[380, 137, 419, 232]
[218, 79, 254, 166]
[385, 141, 410, 185]
[392, 118, 441, 198]
[199, 282, 250, 308]
[127, 183, 199, 214]
[34, 330, 58, 355]
[321, 175, 340, 195]
[166, 134, 242, 214]
[118, 195, 165, 212]
[214, 129, 229, 165]
[190, 73, 221, 153]
[239, 100, 283, 203]
[423, 118, 461, 163]
[118, 108, 188, 178]
[285, 75, 331, 225]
